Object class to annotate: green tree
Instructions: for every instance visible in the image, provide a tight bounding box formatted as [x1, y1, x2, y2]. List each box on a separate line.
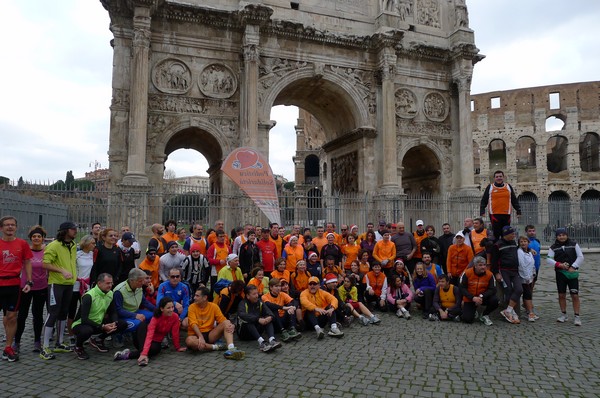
[73, 180, 95, 191]
[283, 181, 295, 191]
[65, 170, 75, 189]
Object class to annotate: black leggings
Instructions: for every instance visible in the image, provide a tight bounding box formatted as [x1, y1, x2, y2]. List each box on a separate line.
[127, 322, 161, 359]
[238, 322, 275, 341]
[413, 289, 435, 314]
[45, 284, 73, 327]
[15, 289, 47, 343]
[68, 292, 82, 319]
[72, 319, 128, 347]
[462, 296, 499, 323]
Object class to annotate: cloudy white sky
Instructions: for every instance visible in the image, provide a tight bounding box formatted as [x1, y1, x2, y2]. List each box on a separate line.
[1, 1, 598, 183]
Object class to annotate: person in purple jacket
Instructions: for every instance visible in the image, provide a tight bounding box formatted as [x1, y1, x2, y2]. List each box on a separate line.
[412, 262, 436, 319]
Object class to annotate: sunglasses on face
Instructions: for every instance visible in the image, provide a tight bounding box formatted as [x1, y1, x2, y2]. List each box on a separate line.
[308, 282, 319, 286]
[170, 275, 181, 279]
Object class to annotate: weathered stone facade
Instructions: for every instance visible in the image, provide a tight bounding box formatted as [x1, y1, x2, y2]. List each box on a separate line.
[471, 81, 600, 202]
[101, 0, 481, 227]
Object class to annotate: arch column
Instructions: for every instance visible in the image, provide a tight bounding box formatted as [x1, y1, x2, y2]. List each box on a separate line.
[453, 66, 478, 194]
[123, 4, 153, 185]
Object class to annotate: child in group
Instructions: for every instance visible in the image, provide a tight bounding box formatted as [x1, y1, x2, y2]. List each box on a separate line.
[338, 275, 380, 325]
[387, 274, 413, 319]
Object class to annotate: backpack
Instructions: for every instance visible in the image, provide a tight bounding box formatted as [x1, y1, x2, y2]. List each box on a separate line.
[212, 278, 232, 294]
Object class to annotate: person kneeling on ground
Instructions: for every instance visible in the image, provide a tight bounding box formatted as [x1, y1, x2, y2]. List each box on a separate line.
[185, 287, 244, 360]
[261, 278, 302, 342]
[430, 274, 462, 322]
[300, 276, 344, 339]
[72, 273, 127, 360]
[338, 275, 380, 325]
[459, 257, 499, 326]
[237, 284, 282, 353]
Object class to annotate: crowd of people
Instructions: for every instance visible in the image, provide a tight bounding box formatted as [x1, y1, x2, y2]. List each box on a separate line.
[0, 172, 584, 363]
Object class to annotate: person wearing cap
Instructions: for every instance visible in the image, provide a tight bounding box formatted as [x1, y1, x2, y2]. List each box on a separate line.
[139, 246, 160, 288]
[490, 225, 522, 324]
[547, 228, 584, 326]
[282, 235, 306, 273]
[300, 276, 343, 339]
[158, 241, 185, 283]
[412, 220, 427, 264]
[261, 278, 302, 342]
[391, 222, 417, 273]
[118, 232, 140, 283]
[290, 259, 312, 298]
[446, 231, 474, 287]
[306, 251, 322, 281]
[321, 273, 347, 325]
[117, 226, 141, 254]
[320, 233, 343, 269]
[479, 170, 522, 242]
[217, 253, 244, 284]
[237, 284, 282, 353]
[156, 267, 190, 328]
[181, 243, 210, 297]
[0, 216, 33, 362]
[41, 221, 78, 360]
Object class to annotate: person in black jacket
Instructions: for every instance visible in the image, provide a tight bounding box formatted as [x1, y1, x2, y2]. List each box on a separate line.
[491, 226, 522, 325]
[236, 285, 282, 353]
[239, 230, 260, 281]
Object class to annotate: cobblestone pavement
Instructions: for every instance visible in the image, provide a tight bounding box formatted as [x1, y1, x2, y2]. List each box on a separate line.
[2, 254, 599, 398]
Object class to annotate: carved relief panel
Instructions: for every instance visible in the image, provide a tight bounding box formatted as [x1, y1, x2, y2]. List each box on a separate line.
[422, 92, 449, 122]
[199, 64, 238, 99]
[331, 151, 359, 193]
[395, 88, 418, 119]
[152, 58, 192, 94]
[416, 0, 441, 28]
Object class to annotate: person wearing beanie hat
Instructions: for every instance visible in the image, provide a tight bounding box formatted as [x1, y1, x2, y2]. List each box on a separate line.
[492, 225, 522, 325]
[181, 243, 210, 297]
[547, 228, 584, 326]
[158, 241, 185, 283]
[300, 276, 344, 339]
[306, 251, 322, 282]
[40, 220, 78, 360]
[322, 273, 350, 326]
[216, 253, 244, 286]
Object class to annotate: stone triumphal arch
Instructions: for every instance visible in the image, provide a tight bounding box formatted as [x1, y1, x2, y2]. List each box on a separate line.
[101, 0, 482, 227]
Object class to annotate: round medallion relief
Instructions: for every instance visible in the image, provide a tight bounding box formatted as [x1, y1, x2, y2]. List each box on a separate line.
[152, 58, 192, 95]
[395, 88, 418, 119]
[423, 92, 449, 122]
[198, 63, 238, 99]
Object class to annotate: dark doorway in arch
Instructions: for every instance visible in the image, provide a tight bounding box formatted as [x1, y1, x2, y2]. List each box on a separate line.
[488, 139, 507, 171]
[305, 155, 320, 186]
[307, 188, 323, 226]
[518, 192, 538, 225]
[580, 133, 600, 172]
[401, 146, 441, 194]
[473, 141, 480, 175]
[547, 136, 568, 174]
[548, 191, 571, 227]
[581, 190, 600, 224]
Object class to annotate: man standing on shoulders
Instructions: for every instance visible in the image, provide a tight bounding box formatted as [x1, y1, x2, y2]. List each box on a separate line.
[41, 221, 78, 360]
[71, 273, 127, 360]
[480, 170, 521, 242]
[0, 216, 33, 362]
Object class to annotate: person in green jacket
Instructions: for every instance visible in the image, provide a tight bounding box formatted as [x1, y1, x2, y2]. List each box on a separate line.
[71, 273, 127, 360]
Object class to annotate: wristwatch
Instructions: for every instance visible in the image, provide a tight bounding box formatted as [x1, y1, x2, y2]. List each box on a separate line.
[26, 281, 34, 287]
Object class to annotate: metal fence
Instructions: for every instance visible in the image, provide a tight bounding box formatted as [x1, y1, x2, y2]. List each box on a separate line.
[1, 183, 599, 248]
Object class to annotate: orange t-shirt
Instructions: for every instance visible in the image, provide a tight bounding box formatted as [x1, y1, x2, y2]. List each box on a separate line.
[271, 269, 291, 284]
[187, 302, 227, 334]
[262, 291, 294, 317]
[342, 244, 360, 269]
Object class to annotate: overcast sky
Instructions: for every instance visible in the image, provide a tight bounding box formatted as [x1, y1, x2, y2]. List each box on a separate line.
[1, 1, 598, 183]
